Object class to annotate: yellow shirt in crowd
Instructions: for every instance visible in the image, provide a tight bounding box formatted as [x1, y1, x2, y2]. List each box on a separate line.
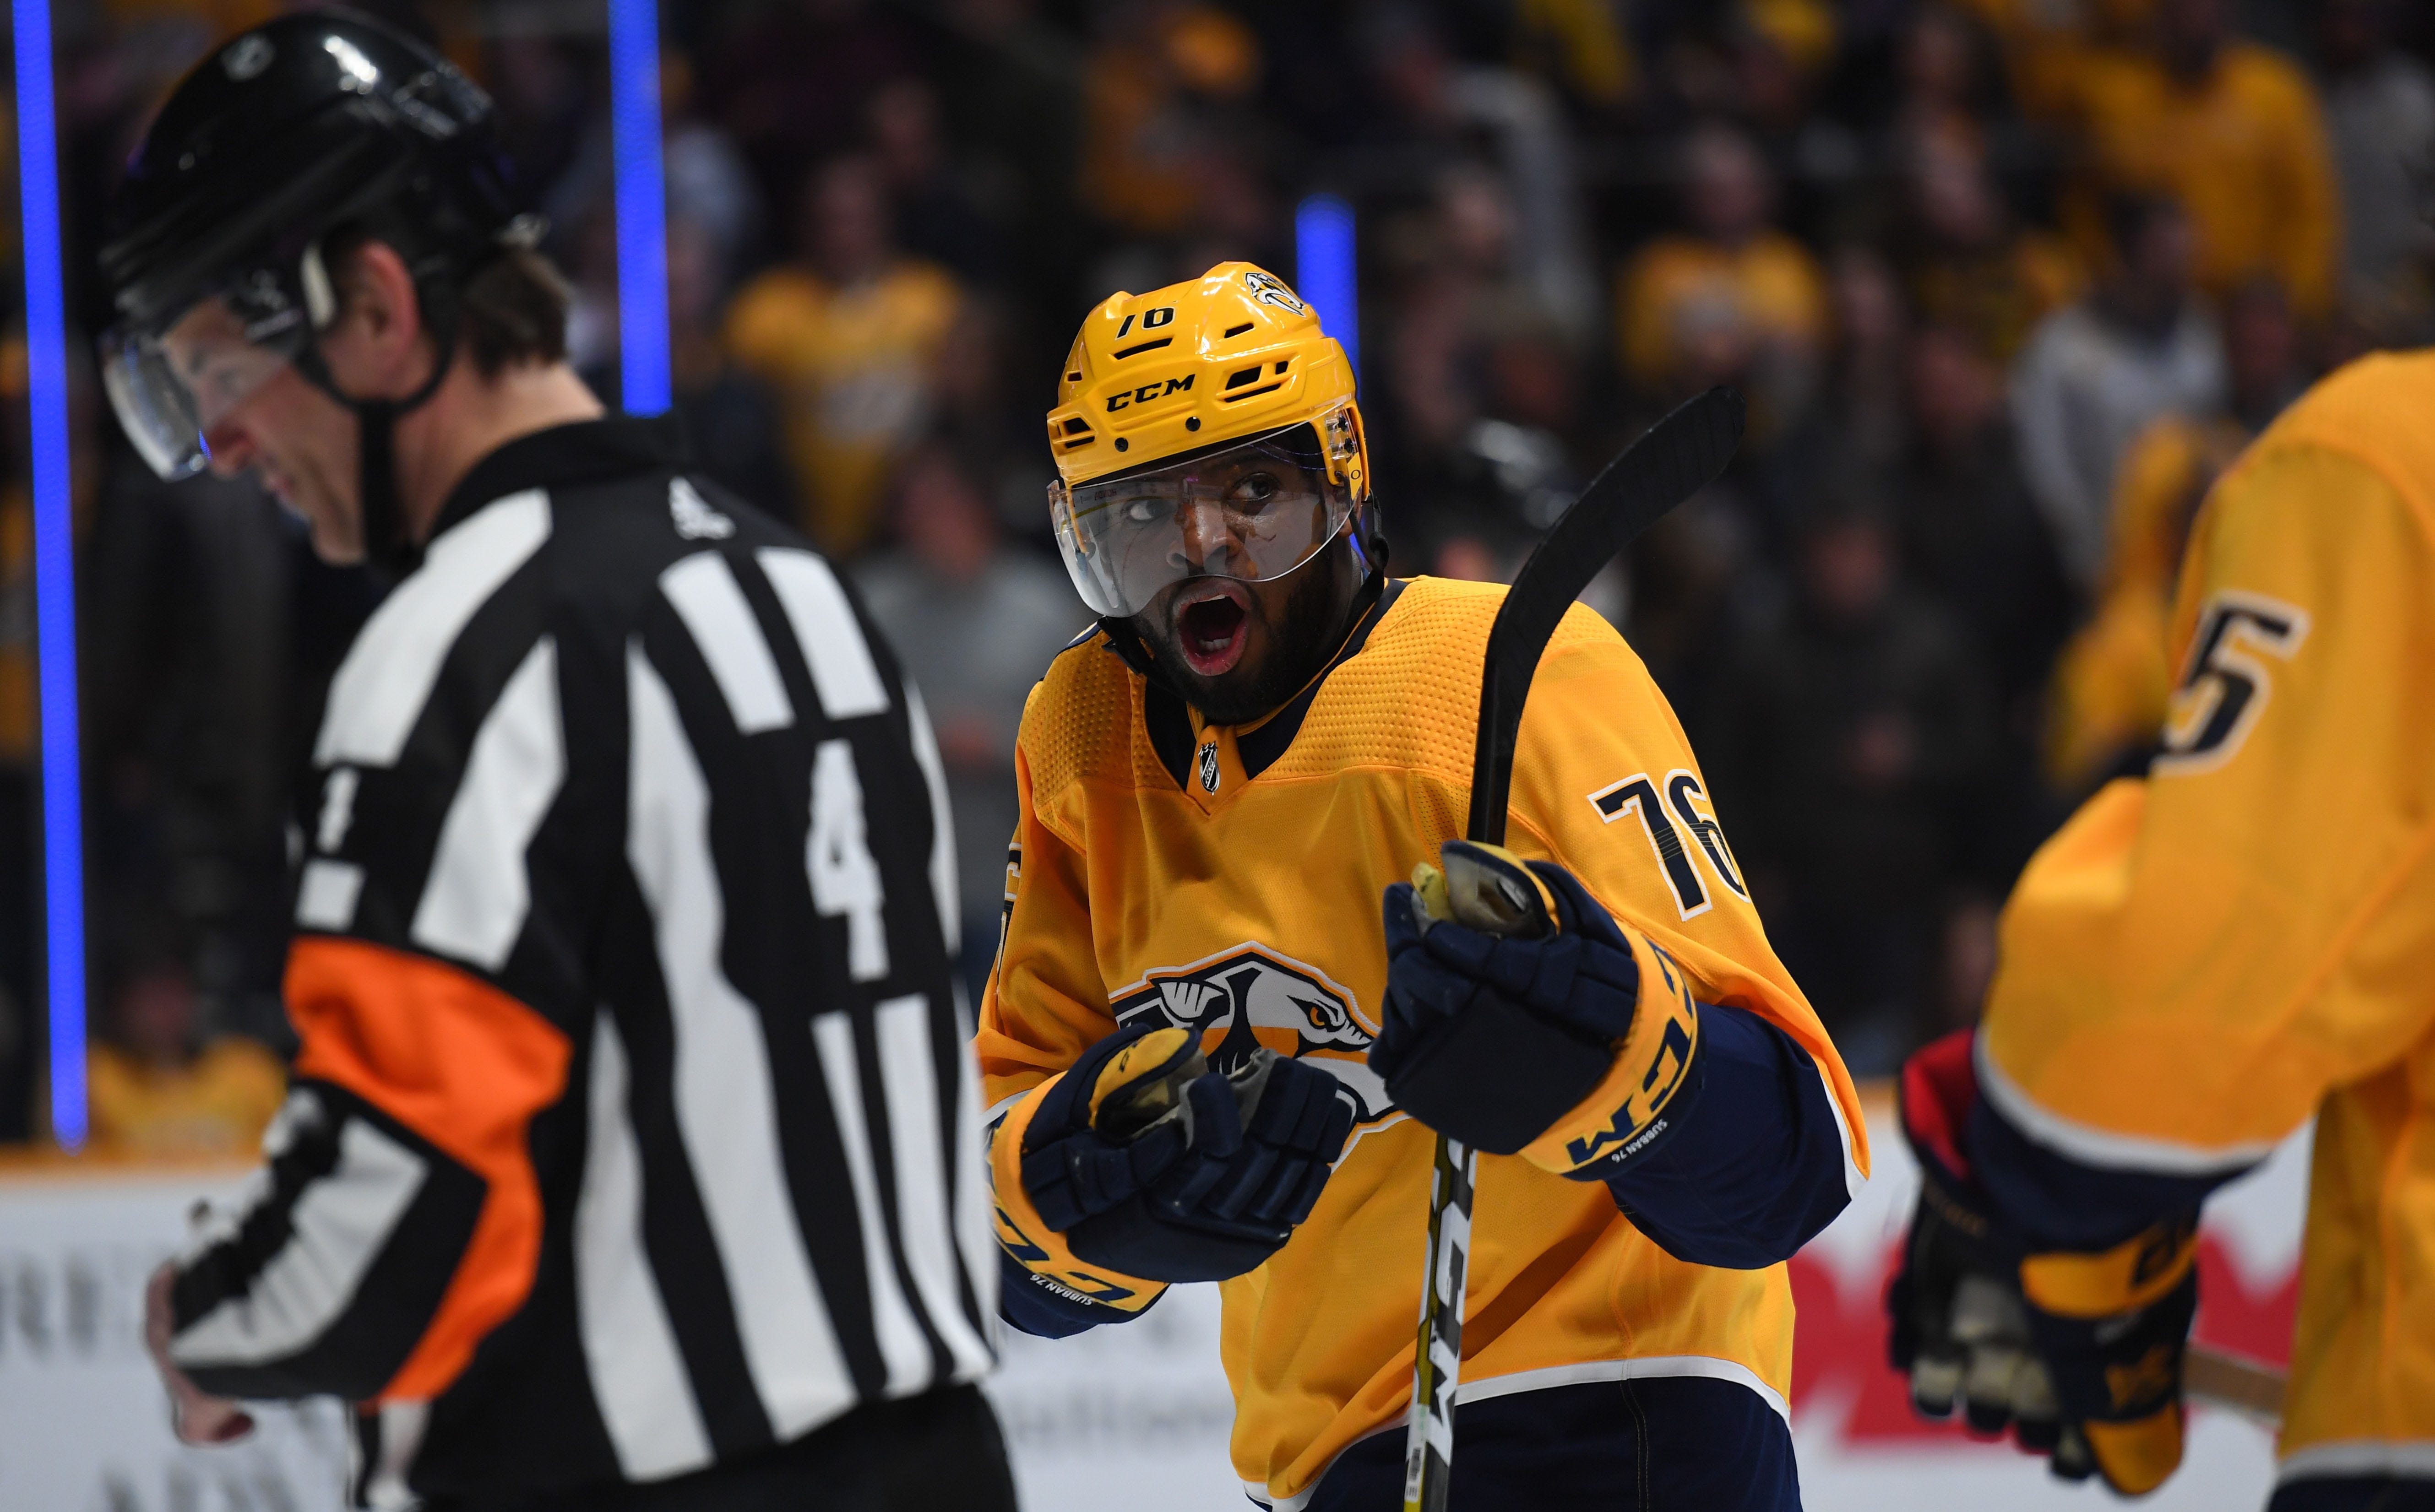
[2066, 42, 2341, 318]
[1615, 233, 1827, 392]
[724, 261, 962, 557]
[87, 1038, 287, 1159]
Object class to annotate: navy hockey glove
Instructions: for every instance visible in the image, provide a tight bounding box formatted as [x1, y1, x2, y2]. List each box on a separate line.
[1889, 1030, 2198, 1497]
[1021, 1020, 1354, 1284]
[1375, 841, 1700, 1166]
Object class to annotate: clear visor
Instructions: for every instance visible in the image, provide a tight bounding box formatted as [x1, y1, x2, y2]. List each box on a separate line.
[1050, 408, 1360, 619]
[101, 273, 311, 480]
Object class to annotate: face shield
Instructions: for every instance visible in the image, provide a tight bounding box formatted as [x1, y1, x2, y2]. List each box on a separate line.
[100, 265, 316, 480]
[1051, 401, 1364, 619]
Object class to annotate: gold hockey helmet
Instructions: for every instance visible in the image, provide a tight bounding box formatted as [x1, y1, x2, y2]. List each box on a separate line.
[1046, 263, 1374, 618]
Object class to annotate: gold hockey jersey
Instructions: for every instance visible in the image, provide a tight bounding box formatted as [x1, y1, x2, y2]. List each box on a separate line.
[978, 576, 1868, 1505]
[1981, 351, 2435, 1480]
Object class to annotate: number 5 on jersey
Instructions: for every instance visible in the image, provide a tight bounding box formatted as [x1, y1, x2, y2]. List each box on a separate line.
[2157, 591, 2311, 775]
[1587, 770, 1747, 920]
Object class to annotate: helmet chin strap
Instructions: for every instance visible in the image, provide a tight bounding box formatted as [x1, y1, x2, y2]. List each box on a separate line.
[291, 243, 463, 577]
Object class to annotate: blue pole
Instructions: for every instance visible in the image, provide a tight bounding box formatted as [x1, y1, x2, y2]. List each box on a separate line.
[1294, 195, 1358, 379]
[608, 0, 670, 416]
[13, 0, 87, 1150]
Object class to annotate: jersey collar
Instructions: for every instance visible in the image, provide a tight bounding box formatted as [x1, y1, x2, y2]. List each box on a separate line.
[1139, 576, 1407, 791]
[428, 412, 692, 539]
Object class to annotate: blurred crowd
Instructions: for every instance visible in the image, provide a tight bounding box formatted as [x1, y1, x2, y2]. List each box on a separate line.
[0, 0, 2430, 1148]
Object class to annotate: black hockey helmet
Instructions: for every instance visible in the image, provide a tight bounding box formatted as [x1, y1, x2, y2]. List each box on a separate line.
[98, 10, 530, 563]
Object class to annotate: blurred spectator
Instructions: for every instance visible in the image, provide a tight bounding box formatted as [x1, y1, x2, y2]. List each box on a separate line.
[728, 155, 964, 555]
[662, 55, 769, 287]
[1079, 2, 1263, 241]
[84, 927, 283, 1160]
[870, 76, 1007, 289]
[926, 0, 1088, 332]
[853, 450, 1078, 1002]
[2064, 0, 2341, 320]
[1509, 0, 1639, 118]
[2011, 194, 2225, 596]
[1891, 324, 2072, 723]
[485, 29, 599, 239]
[1706, 497, 1999, 1073]
[701, 0, 920, 223]
[2321, 0, 2435, 335]
[2043, 277, 2304, 791]
[1892, 5, 2009, 146]
[1361, 7, 1598, 332]
[1899, 126, 2081, 364]
[1617, 122, 1826, 423]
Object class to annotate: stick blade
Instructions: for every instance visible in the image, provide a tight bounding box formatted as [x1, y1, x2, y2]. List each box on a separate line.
[1466, 387, 1745, 841]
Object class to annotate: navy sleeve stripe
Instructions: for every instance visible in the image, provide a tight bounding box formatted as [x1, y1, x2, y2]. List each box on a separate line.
[1595, 1001, 1853, 1269]
[1966, 1096, 2248, 1253]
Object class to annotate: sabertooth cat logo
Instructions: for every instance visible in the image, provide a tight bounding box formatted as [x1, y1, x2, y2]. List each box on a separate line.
[1240, 269, 1307, 316]
[1111, 944, 1392, 1125]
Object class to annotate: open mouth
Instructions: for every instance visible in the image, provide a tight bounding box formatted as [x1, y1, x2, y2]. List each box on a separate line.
[1175, 586, 1250, 677]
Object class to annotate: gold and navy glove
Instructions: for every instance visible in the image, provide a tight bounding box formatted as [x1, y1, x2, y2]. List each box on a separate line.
[1016, 1020, 1353, 1284]
[1375, 841, 1699, 1168]
[1889, 1030, 2198, 1497]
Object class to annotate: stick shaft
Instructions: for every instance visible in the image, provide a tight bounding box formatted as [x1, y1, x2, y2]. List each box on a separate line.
[2185, 1344, 2286, 1423]
[1401, 1138, 1474, 1512]
[1405, 388, 1745, 1511]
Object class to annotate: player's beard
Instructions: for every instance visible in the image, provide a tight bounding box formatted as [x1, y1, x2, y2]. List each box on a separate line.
[1135, 543, 1359, 727]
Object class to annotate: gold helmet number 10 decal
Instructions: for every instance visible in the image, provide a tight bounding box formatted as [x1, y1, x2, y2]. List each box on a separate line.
[1114, 306, 1176, 341]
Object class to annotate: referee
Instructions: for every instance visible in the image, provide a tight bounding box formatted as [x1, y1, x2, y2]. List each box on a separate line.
[98, 15, 1012, 1510]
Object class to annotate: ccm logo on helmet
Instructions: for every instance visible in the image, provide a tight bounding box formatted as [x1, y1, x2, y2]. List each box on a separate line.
[1106, 374, 1195, 412]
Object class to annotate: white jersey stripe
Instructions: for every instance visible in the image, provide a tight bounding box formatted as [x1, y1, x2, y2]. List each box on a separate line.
[626, 643, 857, 1438]
[295, 859, 365, 931]
[872, 993, 993, 1378]
[1975, 1032, 2277, 1174]
[661, 553, 795, 735]
[903, 686, 961, 955]
[574, 1010, 715, 1481]
[756, 548, 891, 720]
[811, 1009, 936, 1398]
[171, 1117, 428, 1368]
[411, 638, 565, 971]
[317, 490, 552, 767]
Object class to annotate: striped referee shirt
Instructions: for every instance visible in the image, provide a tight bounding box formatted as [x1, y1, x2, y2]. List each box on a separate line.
[164, 417, 997, 1502]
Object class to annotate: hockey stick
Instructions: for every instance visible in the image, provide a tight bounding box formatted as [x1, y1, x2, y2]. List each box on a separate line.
[2185, 1344, 2285, 1424]
[1402, 386, 1746, 1512]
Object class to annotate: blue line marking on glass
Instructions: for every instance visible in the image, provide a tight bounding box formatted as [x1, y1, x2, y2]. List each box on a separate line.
[608, 0, 671, 414]
[1294, 195, 1358, 379]
[14, 0, 87, 1150]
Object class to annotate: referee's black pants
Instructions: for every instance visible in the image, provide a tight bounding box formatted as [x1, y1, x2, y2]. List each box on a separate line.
[426, 1384, 1017, 1512]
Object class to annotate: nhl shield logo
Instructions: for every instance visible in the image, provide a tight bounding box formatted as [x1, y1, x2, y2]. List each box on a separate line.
[1110, 944, 1393, 1126]
[1197, 741, 1221, 793]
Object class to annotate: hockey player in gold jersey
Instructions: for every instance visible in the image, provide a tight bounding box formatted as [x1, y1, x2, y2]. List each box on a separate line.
[978, 262, 1867, 1509]
[1888, 349, 2435, 1509]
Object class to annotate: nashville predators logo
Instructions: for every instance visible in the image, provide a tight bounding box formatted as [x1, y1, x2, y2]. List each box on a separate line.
[1240, 269, 1307, 316]
[1110, 944, 1392, 1125]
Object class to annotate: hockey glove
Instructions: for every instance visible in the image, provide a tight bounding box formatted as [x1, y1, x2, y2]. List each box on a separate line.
[1375, 841, 1699, 1166]
[1889, 1030, 2198, 1497]
[1020, 1019, 1353, 1284]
